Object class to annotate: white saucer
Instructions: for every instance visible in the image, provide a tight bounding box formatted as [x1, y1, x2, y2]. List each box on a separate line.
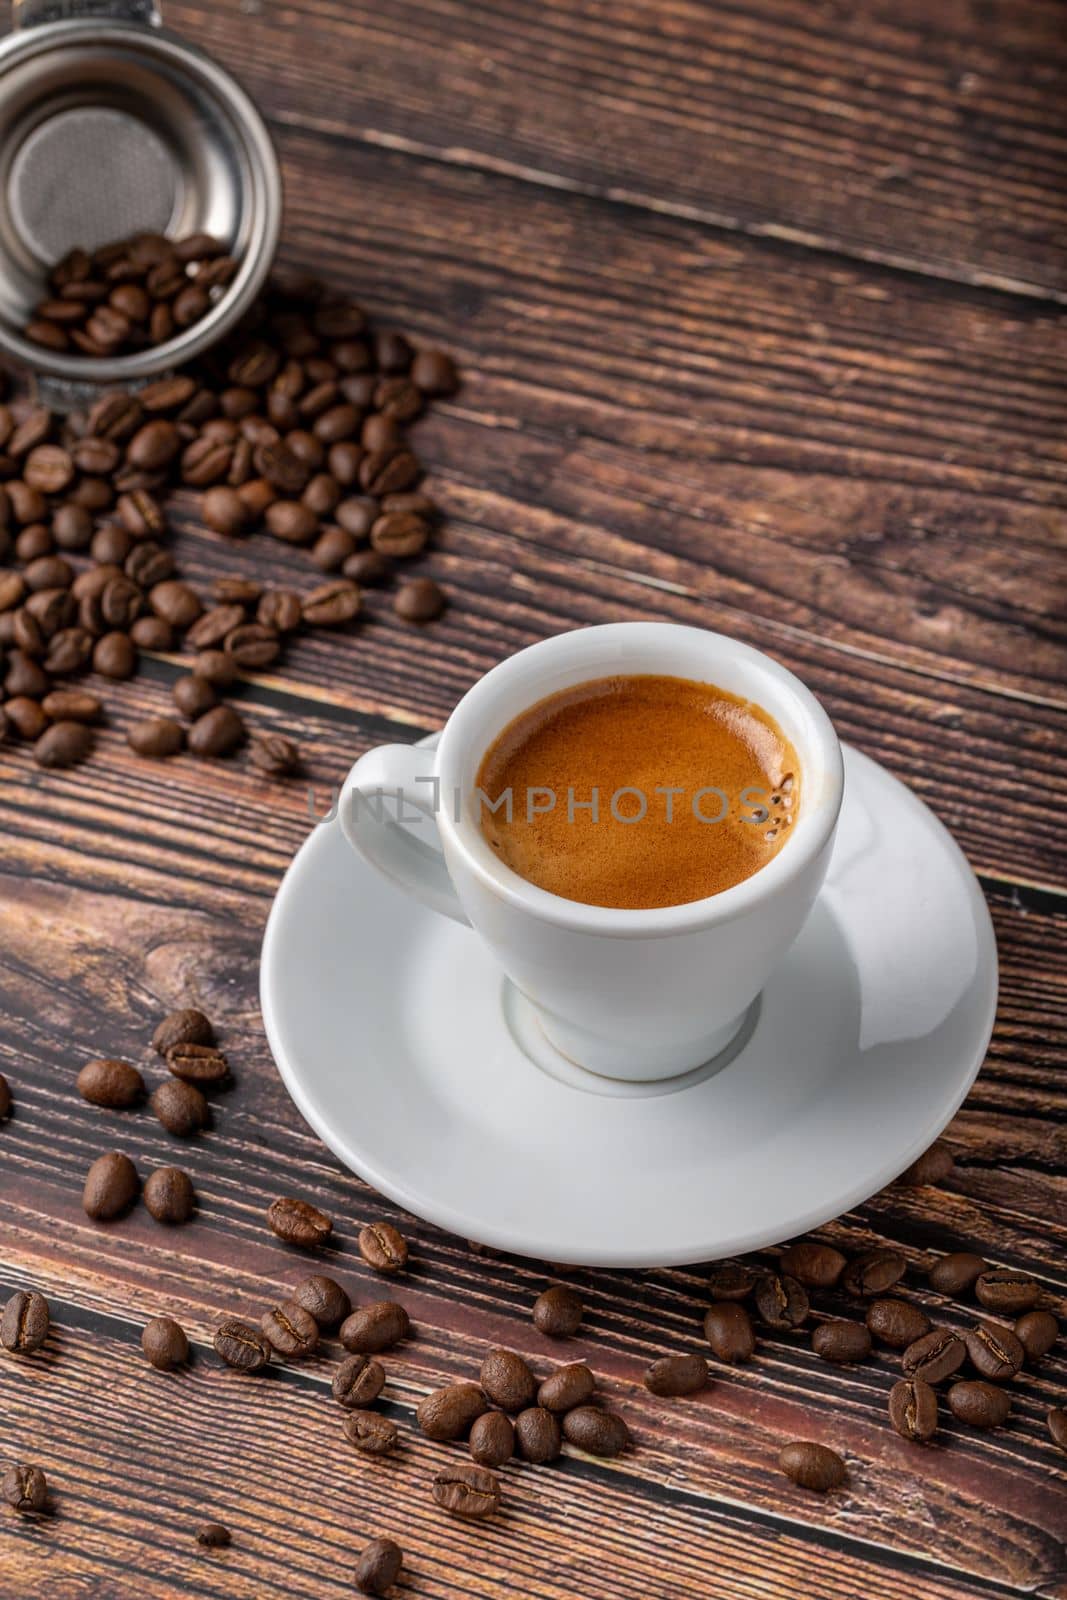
[261, 741, 997, 1268]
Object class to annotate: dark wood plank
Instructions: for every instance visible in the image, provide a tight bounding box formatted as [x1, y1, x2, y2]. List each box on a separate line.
[162, 0, 1067, 298]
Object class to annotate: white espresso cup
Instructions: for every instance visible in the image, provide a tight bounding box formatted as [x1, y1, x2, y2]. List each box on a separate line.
[340, 622, 843, 1081]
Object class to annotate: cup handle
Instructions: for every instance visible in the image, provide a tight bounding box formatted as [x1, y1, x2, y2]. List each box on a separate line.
[338, 744, 470, 926]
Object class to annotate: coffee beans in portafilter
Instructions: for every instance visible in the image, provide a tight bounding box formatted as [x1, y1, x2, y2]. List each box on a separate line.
[142, 1315, 189, 1370]
[355, 1536, 404, 1595]
[1, 271, 458, 773]
[532, 1284, 583, 1337]
[1, 1290, 50, 1354]
[267, 1195, 333, 1249]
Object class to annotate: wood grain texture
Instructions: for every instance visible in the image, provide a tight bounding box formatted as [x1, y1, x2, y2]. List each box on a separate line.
[163, 0, 1067, 299]
[2, 0, 1066, 1595]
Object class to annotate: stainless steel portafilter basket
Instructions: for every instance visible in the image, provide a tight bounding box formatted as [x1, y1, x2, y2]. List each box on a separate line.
[0, 0, 282, 386]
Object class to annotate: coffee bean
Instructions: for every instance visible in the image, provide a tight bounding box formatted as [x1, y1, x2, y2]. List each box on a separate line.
[344, 550, 392, 586]
[842, 1249, 906, 1297]
[23, 445, 74, 495]
[9, 409, 52, 457]
[888, 1378, 938, 1442]
[340, 1301, 410, 1354]
[1014, 1309, 1058, 1363]
[214, 1318, 271, 1373]
[332, 1353, 385, 1406]
[0, 1075, 10, 1121]
[83, 1151, 139, 1219]
[89, 392, 142, 441]
[1049, 1408, 1067, 1455]
[76, 1057, 144, 1108]
[166, 1042, 228, 1085]
[197, 1522, 232, 1549]
[0, 571, 26, 611]
[249, 733, 300, 776]
[778, 1441, 846, 1493]
[394, 577, 445, 622]
[172, 675, 217, 719]
[480, 1349, 537, 1412]
[201, 486, 249, 537]
[8, 482, 47, 523]
[975, 1270, 1040, 1313]
[44, 626, 94, 675]
[354, 1537, 403, 1597]
[865, 1298, 930, 1350]
[335, 497, 375, 538]
[93, 631, 136, 678]
[303, 580, 360, 627]
[127, 420, 181, 471]
[193, 649, 237, 687]
[963, 1321, 1024, 1381]
[265, 500, 318, 543]
[412, 349, 459, 395]
[6, 650, 49, 698]
[778, 1242, 847, 1289]
[360, 447, 419, 497]
[151, 1079, 207, 1137]
[311, 525, 355, 570]
[504, 1407, 557, 1466]
[417, 1382, 488, 1441]
[186, 604, 245, 652]
[344, 1413, 399, 1458]
[35, 720, 92, 768]
[898, 1140, 954, 1186]
[314, 403, 361, 444]
[41, 689, 101, 723]
[182, 437, 233, 486]
[374, 377, 423, 423]
[358, 1221, 408, 1273]
[947, 1380, 1010, 1429]
[118, 489, 164, 537]
[25, 554, 73, 591]
[432, 1463, 501, 1520]
[704, 1301, 755, 1363]
[370, 511, 428, 558]
[303, 475, 342, 519]
[188, 706, 246, 757]
[142, 1315, 189, 1369]
[537, 1362, 594, 1413]
[532, 1285, 583, 1337]
[644, 1353, 709, 1396]
[225, 622, 280, 668]
[263, 1300, 321, 1361]
[256, 591, 303, 634]
[254, 439, 310, 494]
[812, 1320, 872, 1364]
[143, 1166, 196, 1224]
[1, 1290, 50, 1353]
[53, 503, 93, 551]
[755, 1273, 809, 1330]
[128, 717, 185, 758]
[469, 1410, 515, 1469]
[291, 1275, 350, 1331]
[3, 1465, 48, 1515]
[148, 579, 201, 628]
[562, 1406, 631, 1457]
[901, 1329, 966, 1384]
[153, 1008, 214, 1056]
[267, 1195, 333, 1248]
[140, 376, 198, 413]
[705, 1262, 757, 1301]
[7, 698, 49, 741]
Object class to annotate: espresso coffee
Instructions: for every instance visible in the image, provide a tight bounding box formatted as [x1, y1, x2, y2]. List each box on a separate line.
[475, 674, 799, 909]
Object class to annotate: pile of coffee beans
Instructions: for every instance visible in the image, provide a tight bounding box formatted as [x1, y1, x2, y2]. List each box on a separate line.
[25, 232, 238, 357]
[0, 269, 457, 771]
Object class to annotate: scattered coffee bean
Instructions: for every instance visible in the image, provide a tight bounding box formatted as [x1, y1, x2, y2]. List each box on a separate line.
[928, 1251, 986, 1296]
[412, 349, 458, 395]
[417, 1382, 488, 1441]
[433, 1462, 501, 1520]
[141, 1315, 189, 1369]
[812, 1320, 871, 1364]
[975, 1270, 1040, 1314]
[35, 720, 92, 768]
[562, 1406, 631, 1458]
[480, 1348, 537, 1412]
[706, 1262, 757, 1301]
[778, 1441, 846, 1493]
[172, 674, 217, 719]
[214, 1317, 271, 1372]
[249, 731, 300, 776]
[194, 649, 237, 686]
[644, 1354, 709, 1396]
[1014, 1309, 1058, 1363]
[143, 1166, 196, 1224]
[344, 1412, 399, 1457]
[303, 579, 360, 626]
[1048, 1408, 1067, 1455]
[344, 549, 392, 586]
[394, 576, 445, 622]
[267, 1195, 333, 1248]
[151, 1078, 207, 1137]
[514, 1406, 562, 1463]
[340, 1302, 410, 1354]
[76, 1057, 144, 1108]
[93, 631, 136, 677]
[888, 1377, 938, 1442]
[532, 1285, 583, 1337]
[166, 1043, 228, 1085]
[263, 1300, 320, 1361]
[537, 1362, 593, 1413]
[333, 1353, 386, 1407]
[153, 1008, 214, 1056]
[0, 1075, 10, 1121]
[358, 1221, 408, 1273]
[83, 1151, 139, 1219]
[755, 1273, 809, 1330]
[704, 1302, 755, 1363]
[865, 1298, 930, 1350]
[842, 1249, 906, 1297]
[41, 689, 101, 723]
[187, 705, 246, 757]
[355, 1536, 403, 1595]
[292, 1275, 350, 1331]
[947, 1380, 1010, 1429]
[901, 1329, 966, 1384]
[778, 1241, 847, 1289]
[1, 1290, 50, 1354]
[963, 1321, 1024, 1382]
[2, 1464, 48, 1515]
[470, 1410, 515, 1468]
[127, 716, 185, 758]
[196, 1522, 232, 1549]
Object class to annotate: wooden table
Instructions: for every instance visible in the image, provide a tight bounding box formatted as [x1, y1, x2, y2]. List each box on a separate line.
[2, 2, 1065, 1595]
